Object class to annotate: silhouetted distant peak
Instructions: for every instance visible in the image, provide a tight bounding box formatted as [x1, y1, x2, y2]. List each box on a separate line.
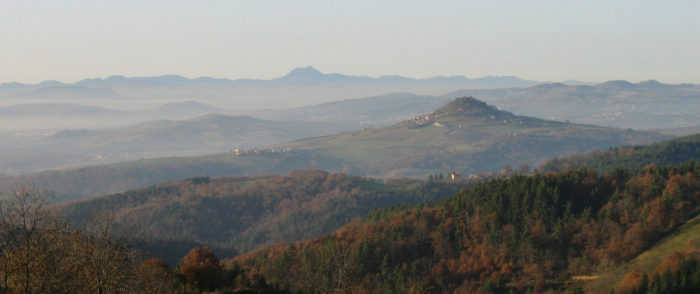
[600, 80, 634, 88]
[285, 66, 324, 78]
[154, 75, 189, 82]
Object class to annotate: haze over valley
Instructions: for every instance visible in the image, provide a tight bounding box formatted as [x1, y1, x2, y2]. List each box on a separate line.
[2, 68, 699, 174]
[2, 1, 700, 293]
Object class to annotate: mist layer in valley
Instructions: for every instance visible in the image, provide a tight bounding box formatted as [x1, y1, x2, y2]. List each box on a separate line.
[1, 67, 698, 175]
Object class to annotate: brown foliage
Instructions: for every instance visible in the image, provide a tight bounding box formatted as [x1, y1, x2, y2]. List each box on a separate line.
[137, 258, 174, 294]
[63, 170, 462, 256]
[231, 163, 700, 293]
[617, 270, 643, 293]
[181, 247, 222, 291]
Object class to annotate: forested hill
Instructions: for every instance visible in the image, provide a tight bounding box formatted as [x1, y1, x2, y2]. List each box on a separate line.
[539, 133, 700, 173]
[60, 169, 463, 262]
[233, 162, 700, 293]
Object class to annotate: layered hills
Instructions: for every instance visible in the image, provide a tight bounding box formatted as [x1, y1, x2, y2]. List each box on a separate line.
[0, 100, 226, 131]
[2, 70, 698, 134]
[48, 114, 345, 153]
[246, 80, 700, 131]
[0, 66, 537, 109]
[4, 79, 698, 133]
[0, 113, 346, 174]
[6, 80, 695, 174]
[0, 96, 668, 202]
[50, 134, 700, 292]
[248, 92, 447, 128]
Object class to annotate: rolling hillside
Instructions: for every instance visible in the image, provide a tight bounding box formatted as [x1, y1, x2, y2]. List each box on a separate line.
[248, 92, 452, 128]
[48, 114, 347, 153]
[589, 213, 700, 293]
[0, 114, 347, 174]
[276, 96, 668, 177]
[0, 96, 668, 202]
[60, 170, 463, 262]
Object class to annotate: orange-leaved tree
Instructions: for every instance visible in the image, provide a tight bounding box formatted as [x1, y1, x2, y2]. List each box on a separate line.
[181, 247, 222, 293]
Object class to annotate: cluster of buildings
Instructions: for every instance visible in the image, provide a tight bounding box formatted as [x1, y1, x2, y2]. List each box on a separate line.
[409, 115, 433, 126]
[430, 171, 493, 182]
[450, 171, 494, 181]
[231, 147, 292, 156]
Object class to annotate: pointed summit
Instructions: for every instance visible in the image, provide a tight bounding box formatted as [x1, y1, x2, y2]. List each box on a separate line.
[431, 96, 508, 118]
[284, 66, 324, 78]
[402, 96, 525, 129]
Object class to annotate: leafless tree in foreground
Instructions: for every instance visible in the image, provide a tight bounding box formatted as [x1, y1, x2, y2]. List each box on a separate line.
[0, 186, 171, 294]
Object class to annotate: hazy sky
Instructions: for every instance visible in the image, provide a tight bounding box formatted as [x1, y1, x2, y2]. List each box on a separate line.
[1, 0, 698, 84]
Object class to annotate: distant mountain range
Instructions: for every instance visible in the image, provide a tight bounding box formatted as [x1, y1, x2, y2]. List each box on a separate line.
[2, 66, 540, 90]
[2, 68, 698, 130]
[0, 66, 540, 109]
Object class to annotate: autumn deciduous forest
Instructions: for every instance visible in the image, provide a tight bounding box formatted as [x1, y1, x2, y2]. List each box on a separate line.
[60, 170, 463, 262]
[234, 162, 700, 293]
[3, 161, 700, 293]
[2, 2, 699, 293]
